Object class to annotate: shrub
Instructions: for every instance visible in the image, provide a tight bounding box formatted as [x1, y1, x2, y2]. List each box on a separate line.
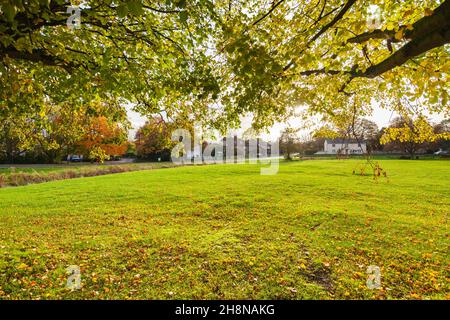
[0, 174, 6, 188]
[28, 171, 45, 184]
[8, 173, 28, 186]
[63, 170, 80, 179]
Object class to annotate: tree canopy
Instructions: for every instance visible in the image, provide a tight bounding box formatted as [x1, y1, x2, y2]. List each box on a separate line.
[380, 114, 450, 156]
[134, 116, 176, 161]
[1, 0, 449, 132]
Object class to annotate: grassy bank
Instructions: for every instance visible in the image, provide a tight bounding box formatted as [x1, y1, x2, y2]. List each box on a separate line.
[0, 162, 184, 187]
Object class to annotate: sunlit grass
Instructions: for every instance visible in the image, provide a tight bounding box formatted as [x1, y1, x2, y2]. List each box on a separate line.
[0, 159, 448, 299]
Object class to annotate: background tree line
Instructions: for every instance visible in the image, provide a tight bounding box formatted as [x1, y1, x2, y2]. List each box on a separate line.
[0, 101, 129, 164]
[133, 115, 450, 162]
[133, 116, 275, 161]
[279, 117, 450, 159]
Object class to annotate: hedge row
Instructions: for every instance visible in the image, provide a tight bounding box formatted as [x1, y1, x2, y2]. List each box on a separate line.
[0, 163, 183, 188]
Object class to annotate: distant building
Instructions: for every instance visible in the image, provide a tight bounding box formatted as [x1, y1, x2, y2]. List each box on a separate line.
[320, 139, 367, 155]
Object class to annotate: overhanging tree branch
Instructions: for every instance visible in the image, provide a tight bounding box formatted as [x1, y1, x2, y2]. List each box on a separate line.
[252, 0, 286, 26]
[360, 26, 450, 79]
[0, 45, 74, 71]
[295, 0, 450, 87]
[347, 29, 396, 44]
[308, 0, 357, 45]
[348, 0, 450, 44]
[297, 24, 450, 80]
[283, 0, 358, 71]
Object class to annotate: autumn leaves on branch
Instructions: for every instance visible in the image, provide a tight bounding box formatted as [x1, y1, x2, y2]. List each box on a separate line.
[292, 0, 450, 82]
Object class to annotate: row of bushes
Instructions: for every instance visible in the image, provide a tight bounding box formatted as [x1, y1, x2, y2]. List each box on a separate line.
[0, 163, 183, 188]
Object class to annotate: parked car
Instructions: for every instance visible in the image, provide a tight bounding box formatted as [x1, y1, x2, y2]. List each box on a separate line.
[434, 149, 449, 155]
[70, 155, 82, 162]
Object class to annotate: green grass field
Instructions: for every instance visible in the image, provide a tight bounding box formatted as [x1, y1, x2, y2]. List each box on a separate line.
[0, 160, 448, 299]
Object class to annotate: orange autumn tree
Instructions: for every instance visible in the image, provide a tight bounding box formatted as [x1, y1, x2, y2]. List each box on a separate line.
[77, 116, 129, 163]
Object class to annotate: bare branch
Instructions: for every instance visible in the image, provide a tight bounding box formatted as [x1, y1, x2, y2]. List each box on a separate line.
[252, 0, 286, 26]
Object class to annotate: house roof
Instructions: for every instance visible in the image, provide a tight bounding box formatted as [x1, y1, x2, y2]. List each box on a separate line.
[325, 138, 366, 144]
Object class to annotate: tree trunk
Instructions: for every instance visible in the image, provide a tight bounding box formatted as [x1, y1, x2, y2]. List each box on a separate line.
[406, 143, 416, 159]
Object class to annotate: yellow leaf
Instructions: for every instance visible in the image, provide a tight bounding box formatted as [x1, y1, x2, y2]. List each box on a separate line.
[17, 263, 28, 270]
[402, 10, 413, 18]
[424, 8, 433, 16]
[395, 30, 404, 40]
[386, 22, 396, 31]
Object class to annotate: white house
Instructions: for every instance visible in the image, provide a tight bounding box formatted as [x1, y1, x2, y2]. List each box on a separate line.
[321, 139, 367, 154]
